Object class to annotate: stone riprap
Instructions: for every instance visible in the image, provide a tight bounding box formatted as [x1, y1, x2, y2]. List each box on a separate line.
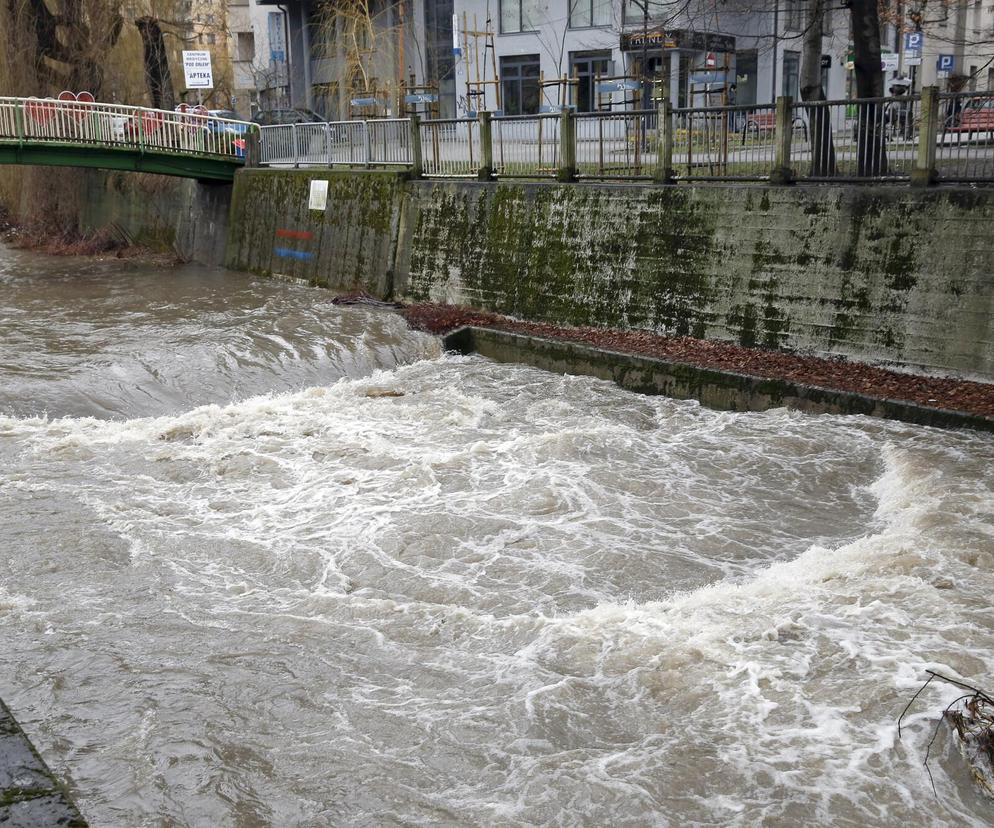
[226, 170, 994, 381]
[0, 698, 86, 827]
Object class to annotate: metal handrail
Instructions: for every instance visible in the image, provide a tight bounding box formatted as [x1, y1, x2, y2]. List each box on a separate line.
[0, 96, 255, 161]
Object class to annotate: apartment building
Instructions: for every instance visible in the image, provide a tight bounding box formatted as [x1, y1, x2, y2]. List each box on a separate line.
[226, 0, 994, 121]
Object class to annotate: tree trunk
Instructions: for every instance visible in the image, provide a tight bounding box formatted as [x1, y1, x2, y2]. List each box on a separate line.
[799, 0, 837, 176]
[136, 17, 176, 110]
[849, 0, 887, 176]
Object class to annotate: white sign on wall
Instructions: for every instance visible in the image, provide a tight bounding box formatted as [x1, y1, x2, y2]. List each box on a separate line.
[881, 52, 900, 72]
[182, 51, 214, 89]
[309, 179, 329, 211]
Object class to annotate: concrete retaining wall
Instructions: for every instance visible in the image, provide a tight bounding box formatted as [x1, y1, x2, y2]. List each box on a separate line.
[226, 170, 994, 380]
[225, 169, 406, 295]
[444, 326, 994, 433]
[79, 171, 231, 266]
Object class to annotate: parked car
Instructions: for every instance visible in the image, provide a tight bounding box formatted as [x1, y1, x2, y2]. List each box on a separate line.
[252, 108, 324, 126]
[946, 96, 994, 133]
[207, 109, 249, 135]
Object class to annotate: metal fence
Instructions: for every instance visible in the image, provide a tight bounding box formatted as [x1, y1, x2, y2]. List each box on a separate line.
[576, 109, 656, 179]
[673, 103, 778, 181]
[420, 118, 479, 177]
[494, 114, 560, 177]
[259, 119, 412, 167]
[0, 96, 252, 159]
[935, 91, 994, 182]
[256, 89, 994, 186]
[791, 96, 921, 181]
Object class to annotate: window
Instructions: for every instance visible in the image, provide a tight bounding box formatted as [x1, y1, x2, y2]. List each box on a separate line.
[821, 3, 832, 35]
[501, 0, 541, 33]
[623, 0, 667, 25]
[501, 54, 540, 114]
[207, 33, 216, 45]
[782, 50, 800, 97]
[571, 51, 611, 111]
[784, 0, 803, 31]
[569, 0, 611, 27]
[236, 32, 255, 62]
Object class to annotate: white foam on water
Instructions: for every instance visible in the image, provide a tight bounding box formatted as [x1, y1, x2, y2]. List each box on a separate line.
[1, 319, 993, 825]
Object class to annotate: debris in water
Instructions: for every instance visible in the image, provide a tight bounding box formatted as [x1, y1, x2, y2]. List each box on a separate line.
[332, 291, 403, 309]
[364, 388, 405, 398]
[899, 669, 994, 798]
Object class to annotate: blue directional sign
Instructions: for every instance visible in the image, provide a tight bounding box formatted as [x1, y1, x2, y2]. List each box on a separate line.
[904, 31, 924, 58]
[937, 54, 955, 72]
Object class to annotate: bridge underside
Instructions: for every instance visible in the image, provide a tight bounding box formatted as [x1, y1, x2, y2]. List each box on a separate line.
[0, 142, 241, 182]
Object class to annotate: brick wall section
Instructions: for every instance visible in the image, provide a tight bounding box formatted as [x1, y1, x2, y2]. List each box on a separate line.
[397, 181, 994, 379]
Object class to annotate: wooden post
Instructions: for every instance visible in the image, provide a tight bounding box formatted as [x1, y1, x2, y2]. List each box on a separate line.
[477, 110, 494, 180]
[244, 126, 261, 167]
[557, 108, 577, 182]
[409, 113, 423, 178]
[770, 95, 794, 184]
[654, 98, 674, 183]
[912, 85, 939, 187]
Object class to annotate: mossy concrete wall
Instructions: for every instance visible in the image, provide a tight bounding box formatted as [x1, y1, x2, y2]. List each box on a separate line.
[225, 168, 406, 295]
[226, 169, 994, 380]
[399, 182, 994, 379]
[80, 171, 230, 265]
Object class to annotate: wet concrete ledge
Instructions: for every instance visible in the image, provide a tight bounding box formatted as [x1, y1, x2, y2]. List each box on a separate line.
[0, 698, 87, 827]
[442, 326, 994, 434]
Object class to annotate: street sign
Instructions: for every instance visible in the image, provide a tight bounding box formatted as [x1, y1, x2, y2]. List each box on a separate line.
[937, 54, 955, 71]
[881, 52, 899, 71]
[596, 79, 640, 93]
[820, 55, 832, 69]
[904, 31, 924, 58]
[690, 71, 728, 85]
[182, 51, 213, 89]
[905, 57, 922, 67]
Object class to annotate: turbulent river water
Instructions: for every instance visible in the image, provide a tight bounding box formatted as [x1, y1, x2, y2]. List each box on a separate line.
[1, 247, 993, 827]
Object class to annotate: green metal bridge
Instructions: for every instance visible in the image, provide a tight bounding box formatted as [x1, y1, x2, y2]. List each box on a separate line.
[0, 96, 256, 181]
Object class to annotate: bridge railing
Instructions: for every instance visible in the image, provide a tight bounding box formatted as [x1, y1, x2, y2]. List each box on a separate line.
[0, 97, 255, 161]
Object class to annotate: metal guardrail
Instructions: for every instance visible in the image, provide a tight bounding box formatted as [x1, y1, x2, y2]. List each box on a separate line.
[936, 91, 994, 182]
[0, 96, 254, 160]
[257, 89, 994, 186]
[791, 96, 921, 181]
[575, 109, 656, 179]
[419, 118, 479, 177]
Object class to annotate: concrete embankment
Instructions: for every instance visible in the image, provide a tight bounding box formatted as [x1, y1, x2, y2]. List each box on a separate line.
[226, 169, 994, 383]
[0, 698, 86, 826]
[442, 326, 994, 433]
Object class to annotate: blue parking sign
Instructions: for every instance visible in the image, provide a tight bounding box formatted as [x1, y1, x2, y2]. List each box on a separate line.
[937, 54, 955, 71]
[904, 32, 924, 57]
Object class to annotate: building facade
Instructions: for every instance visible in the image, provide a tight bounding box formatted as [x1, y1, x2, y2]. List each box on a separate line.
[227, 0, 994, 120]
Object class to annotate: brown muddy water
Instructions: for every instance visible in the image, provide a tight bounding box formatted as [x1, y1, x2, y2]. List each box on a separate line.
[1, 246, 993, 827]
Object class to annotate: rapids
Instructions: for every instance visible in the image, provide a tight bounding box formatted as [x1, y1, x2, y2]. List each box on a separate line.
[1, 247, 993, 826]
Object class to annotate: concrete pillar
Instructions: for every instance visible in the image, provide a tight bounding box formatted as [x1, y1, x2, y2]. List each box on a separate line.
[557, 108, 577, 182]
[770, 95, 794, 184]
[477, 111, 494, 180]
[912, 85, 939, 186]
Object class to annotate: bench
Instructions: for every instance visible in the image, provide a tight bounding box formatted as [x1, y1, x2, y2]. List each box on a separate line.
[742, 111, 809, 143]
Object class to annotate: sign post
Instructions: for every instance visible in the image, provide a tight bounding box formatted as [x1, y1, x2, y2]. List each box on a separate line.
[182, 51, 214, 95]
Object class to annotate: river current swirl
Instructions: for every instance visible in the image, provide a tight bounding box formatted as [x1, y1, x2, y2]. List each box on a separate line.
[1, 248, 993, 826]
